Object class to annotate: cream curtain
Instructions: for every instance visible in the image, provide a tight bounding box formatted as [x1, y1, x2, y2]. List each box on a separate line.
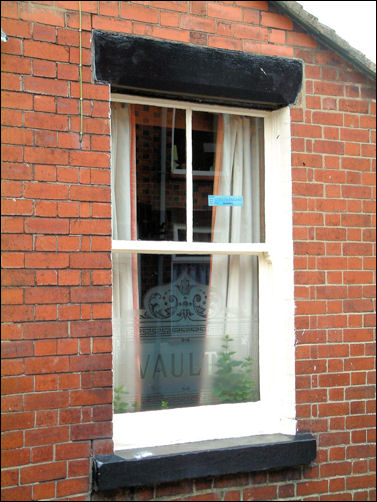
[111, 103, 141, 407]
[201, 114, 260, 404]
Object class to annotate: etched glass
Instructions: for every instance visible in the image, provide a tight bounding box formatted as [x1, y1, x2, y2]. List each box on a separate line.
[113, 253, 259, 412]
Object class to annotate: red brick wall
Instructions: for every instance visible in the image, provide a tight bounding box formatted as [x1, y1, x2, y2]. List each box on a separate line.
[1, 1, 375, 501]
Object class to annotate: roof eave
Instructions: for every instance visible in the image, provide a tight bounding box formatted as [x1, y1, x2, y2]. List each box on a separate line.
[270, 1, 376, 83]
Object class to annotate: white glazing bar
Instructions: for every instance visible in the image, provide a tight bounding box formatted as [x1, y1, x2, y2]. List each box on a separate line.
[112, 240, 268, 255]
[186, 107, 193, 243]
[111, 93, 267, 118]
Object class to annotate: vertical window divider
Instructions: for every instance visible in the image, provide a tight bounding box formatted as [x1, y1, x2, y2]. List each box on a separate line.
[186, 107, 193, 243]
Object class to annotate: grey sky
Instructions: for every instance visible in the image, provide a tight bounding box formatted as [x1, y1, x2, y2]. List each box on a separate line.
[298, 1, 376, 63]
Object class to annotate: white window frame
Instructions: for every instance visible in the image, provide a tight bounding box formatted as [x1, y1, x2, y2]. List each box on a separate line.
[111, 93, 296, 450]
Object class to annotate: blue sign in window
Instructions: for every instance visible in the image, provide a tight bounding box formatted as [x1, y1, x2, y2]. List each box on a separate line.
[208, 195, 243, 207]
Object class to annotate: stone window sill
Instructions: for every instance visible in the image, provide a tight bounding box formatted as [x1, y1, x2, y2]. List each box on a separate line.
[93, 433, 316, 491]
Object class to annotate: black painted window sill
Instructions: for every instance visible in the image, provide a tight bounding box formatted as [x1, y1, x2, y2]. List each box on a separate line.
[93, 433, 316, 491]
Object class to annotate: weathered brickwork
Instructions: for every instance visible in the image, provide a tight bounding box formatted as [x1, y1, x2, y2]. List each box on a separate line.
[1, 1, 375, 501]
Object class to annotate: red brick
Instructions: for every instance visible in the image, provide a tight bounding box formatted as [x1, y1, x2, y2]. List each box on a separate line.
[121, 3, 159, 23]
[70, 185, 110, 202]
[180, 13, 215, 33]
[20, 461, 66, 484]
[71, 421, 112, 441]
[2, 270, 35, 286]
[58, 374, 80, 392]
[313, 111, 343, 125]
[24, 40, 69, 62]
[1, 341, 33, 359]
[69, 320, 111, 338]
[24, 111, 68, 130]
[339, 98, 369, 113]
[92, 303, 112, 319]
[1, 376, 34, 395]
[313, 139, 344, 154]
[35, 130, 58, 150]
[24, 76, 68, 96]
[70, 252, 111, 269]
[34, 304, 58, 320]
[35, 201, 57, 217]
[34, 94, 56, 112]
[342, 157, 370, 171]
[31, 444, 54, 463]
[32, 222, 58, 241]
[1, 395, 23, 413]
[2, 126, 34, 146]
[347, 444, 375, 459]
[2, 37, 21, 55]
[25, 218, 69, 235]
[56, 477, 90, 498]
[244, 485, 278, 500]
[1, 467, 19, 486]
[1, 447, 31, 468]
[68, 458, 91, 478]
[341, 128, 370, 142]
[1, 72, 21, 91]
[20, 3, 65, 26]
[160, 11, 179, 28]
[150, 1, 189, 12]
[287, 31, 316, 48]
[99, 1, 119, 16]
[346, 474, 376, 490]
[55, 442, 90, 461]
[1, 486, 32, 501]
[296, 360, 327, 375]
[69, 150, 110, 168]
[25, 355, 69, 374]
[2, 305, 34, 323]
[24, 425, 69, 447]
[184, 494, 220, 501]
[33, 23, 56, 42]
[32, 481, 55, 501]
[2, 18, 32, 38]
[244, 41, 294, 57]
[2, 55, 32, 76]
[70, 354, 112, 372]
[91, 204, 110, 220]
[26, 247, 65, 266]
[295, 271, 325, 285]
[70, 388, 112, 406]
[89, 440, 112, 458]
[348, 415, 375, 434]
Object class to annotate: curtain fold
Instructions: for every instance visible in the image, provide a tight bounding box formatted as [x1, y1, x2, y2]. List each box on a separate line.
[111, 103, 141, 408]
[201, 114, 260, 405]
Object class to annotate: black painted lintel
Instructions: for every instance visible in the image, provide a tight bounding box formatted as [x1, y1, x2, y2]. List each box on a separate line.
[93, 433, 316, 491]
[93, 31, 303, 110]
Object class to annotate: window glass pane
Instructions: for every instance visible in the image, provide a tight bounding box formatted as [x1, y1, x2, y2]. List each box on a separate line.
[111, 103, 186, 241]
[113, 253, 259, 413]
[192, 111, 265, 243]
[135, 105, 186, 241]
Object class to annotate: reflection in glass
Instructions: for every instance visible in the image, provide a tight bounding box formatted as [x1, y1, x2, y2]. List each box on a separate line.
[113, 254, 259, 412]
[135, 105, 186, 241]
[192, 111, 265, 243]
[111, 103, 186, 242]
